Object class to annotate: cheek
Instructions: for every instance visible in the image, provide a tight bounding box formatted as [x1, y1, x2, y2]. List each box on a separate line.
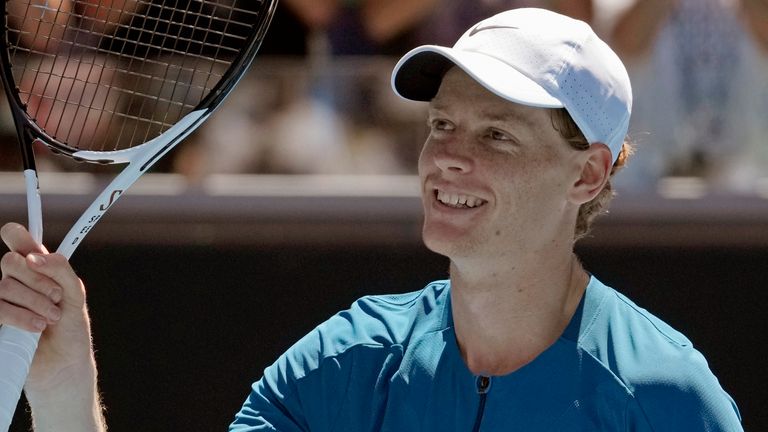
[494, 158, 568, 207]
[417, 139, 435, 174]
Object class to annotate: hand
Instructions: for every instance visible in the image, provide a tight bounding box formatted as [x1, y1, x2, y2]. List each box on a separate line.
[0, 223, 106, 431]
[0, 222, 94, 393]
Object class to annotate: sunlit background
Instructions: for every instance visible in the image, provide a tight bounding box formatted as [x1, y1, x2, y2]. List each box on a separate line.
[2, 0, 766, 430]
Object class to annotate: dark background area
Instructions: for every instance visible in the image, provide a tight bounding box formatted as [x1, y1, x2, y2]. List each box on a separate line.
[6, 239, 765, 431]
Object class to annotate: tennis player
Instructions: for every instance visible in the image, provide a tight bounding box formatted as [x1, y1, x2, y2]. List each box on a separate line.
[1, 8, 743, 431]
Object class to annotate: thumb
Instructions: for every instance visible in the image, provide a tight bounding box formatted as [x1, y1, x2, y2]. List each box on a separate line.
[26, 253, 85, 309]
[1, 222, 49, 256]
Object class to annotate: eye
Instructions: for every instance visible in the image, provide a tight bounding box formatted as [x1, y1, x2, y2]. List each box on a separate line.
[428, 118, 454, 133]
[488, 128, 512, 141]
[485, 128, 521, 153]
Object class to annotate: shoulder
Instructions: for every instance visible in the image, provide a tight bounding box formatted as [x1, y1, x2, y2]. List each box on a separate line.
[324, 279, 450, 349]
[276, 280, 451, 378]
[580, 278, 743, 430]
[235, 282, 453, 430]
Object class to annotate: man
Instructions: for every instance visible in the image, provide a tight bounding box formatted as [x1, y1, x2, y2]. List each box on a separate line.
[0, 8, 743, 431]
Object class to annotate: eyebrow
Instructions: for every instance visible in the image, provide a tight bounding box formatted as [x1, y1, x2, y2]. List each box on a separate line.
[482, 110, 537, 130]
[427, 103, 448, 116]
[428, 99, 539, 132]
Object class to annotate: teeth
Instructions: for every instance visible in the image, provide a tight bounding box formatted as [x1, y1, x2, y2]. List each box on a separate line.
[436, 190, 486, 208]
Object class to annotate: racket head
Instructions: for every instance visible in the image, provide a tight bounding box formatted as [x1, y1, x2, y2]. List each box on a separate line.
[0, 0, 277, 164]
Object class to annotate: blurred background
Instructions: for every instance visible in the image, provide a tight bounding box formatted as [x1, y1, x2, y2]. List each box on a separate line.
[1, 0, 767, 430]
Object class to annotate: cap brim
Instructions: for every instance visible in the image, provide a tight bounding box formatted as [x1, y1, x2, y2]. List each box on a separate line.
[392, 45, 563, 108]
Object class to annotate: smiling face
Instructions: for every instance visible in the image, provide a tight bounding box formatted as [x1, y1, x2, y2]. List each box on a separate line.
[418, 67, 589, 261]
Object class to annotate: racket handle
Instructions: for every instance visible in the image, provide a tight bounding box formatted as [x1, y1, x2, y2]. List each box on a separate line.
[0, 327, 41, 430]
[0, 170, 45, 429]
[24, 170, 43, 244]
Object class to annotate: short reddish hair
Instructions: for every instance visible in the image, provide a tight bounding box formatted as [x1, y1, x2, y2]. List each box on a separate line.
[550, 109, 633, 241]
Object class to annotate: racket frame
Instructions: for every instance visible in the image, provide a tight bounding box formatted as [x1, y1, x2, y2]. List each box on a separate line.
[0, 0, 277, 428]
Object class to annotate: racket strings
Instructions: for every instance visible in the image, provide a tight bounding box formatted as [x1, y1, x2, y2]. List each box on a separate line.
[17, 57, 200, 129]
[127, 0, 212, 147]
[4, 0, 264, 153]
[50, 1, 121, 148]
[108, 0, 192, 149]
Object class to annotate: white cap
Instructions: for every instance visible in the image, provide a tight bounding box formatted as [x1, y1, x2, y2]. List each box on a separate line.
[391, 8, 632, 162]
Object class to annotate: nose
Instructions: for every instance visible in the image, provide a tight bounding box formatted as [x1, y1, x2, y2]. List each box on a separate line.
[427, 139, 473, 174]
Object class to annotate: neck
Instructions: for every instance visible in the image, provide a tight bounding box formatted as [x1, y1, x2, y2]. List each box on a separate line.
[450, 250, 589, 376]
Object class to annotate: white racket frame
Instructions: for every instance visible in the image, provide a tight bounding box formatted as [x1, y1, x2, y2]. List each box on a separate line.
[0, 108, 208, 429]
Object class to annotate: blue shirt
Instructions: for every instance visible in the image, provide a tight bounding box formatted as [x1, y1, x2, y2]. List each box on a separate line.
[231, 276, 742, 431]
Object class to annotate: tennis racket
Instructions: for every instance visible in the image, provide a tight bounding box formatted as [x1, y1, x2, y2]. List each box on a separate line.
[0, 0, 276, 428]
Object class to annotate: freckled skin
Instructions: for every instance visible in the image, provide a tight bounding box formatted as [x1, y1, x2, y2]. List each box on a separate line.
[418, 68, 585, 264]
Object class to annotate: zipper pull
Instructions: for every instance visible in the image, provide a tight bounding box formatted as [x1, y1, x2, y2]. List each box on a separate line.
[475, 375, 492, 394]
[472, 376, 492, 432]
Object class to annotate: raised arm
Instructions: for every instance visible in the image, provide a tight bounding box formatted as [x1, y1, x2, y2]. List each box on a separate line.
[610, 0, 679, 58]
[741, 0, 768, 52]
[360, 0, 439, 44]
[0, 223, 106, 432]
[551, 0, 594, 25]
[281, 0, 340, 30]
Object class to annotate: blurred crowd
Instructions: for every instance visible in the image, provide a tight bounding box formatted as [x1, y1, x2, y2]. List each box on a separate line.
[1, 0, 767, 195]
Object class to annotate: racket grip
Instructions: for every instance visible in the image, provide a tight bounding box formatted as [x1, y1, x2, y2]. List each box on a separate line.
[0, 171, 45, 429]
[0, 326, 41, 430]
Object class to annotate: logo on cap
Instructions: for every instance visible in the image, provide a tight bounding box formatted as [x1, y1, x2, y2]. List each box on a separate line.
[469, 24, 519, 37]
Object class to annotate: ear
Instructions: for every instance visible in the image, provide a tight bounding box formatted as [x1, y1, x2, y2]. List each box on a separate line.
[568, 143, 612, 205]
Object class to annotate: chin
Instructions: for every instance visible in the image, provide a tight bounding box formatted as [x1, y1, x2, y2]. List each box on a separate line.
[422, 234, 448, 256]
[422, 226, 478, 259]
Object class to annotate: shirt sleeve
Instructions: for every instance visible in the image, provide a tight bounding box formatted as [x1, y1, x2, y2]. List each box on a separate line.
[228, 328, 353, 432]
[228, 371, 308, 432]
[625, 346, 743, 432]
[227, 291, 421, 431]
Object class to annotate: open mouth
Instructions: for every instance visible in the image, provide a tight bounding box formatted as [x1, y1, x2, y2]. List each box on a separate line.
[435, 190, 487, 209]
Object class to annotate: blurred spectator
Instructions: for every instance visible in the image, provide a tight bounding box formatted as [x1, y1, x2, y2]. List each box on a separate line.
[179, 57, 415, 178]
[257, 0, 340, 56]
[609, 0, 768, 193]
[183, 0, 597, 178]
[328, 0, 593, 56]
[400, 0, 592, 51]
[0, 0, 134, 172]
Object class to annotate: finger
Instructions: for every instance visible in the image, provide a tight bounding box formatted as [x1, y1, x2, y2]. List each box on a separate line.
[0, 278, 61, 327]
[1, 252, 62, 303]
[1, 222, 48, 256]
[26, 253, 85, 307]
[0, 300, 48, 332]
